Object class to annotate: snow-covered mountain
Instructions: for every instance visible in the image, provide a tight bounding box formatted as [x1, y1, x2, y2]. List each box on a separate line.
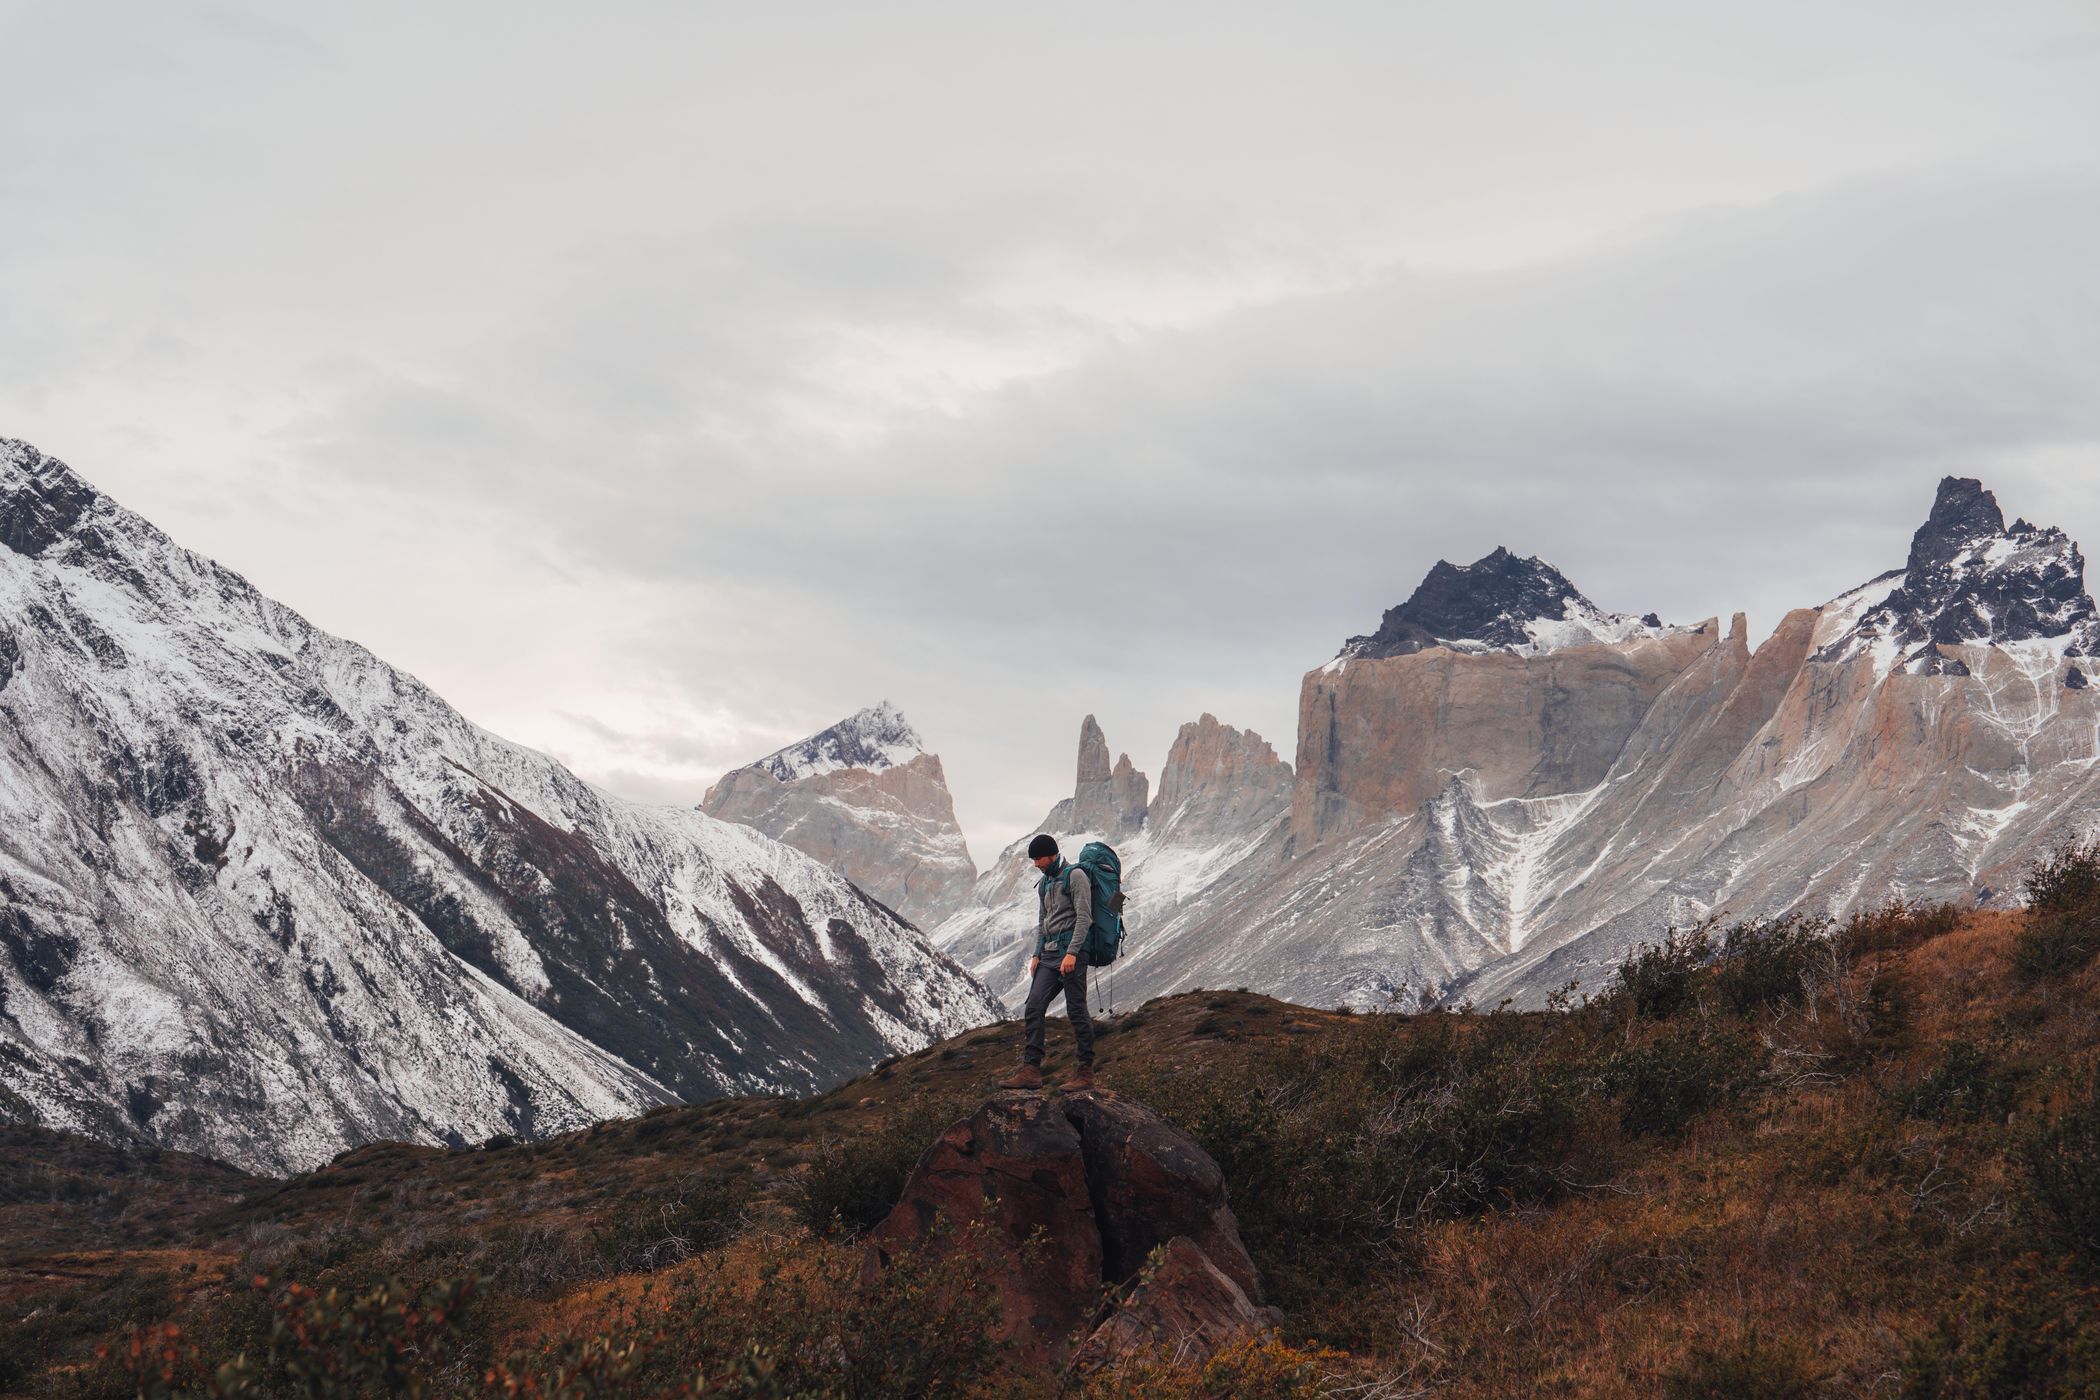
[0, 440, 1000, 1173]
[940, 476, 2100, 1014]
[1814, 476, 2099, 674]
[1338, 547, 1690, 661]
[701, 703, 979, 929]
[745, 700, 926, 783]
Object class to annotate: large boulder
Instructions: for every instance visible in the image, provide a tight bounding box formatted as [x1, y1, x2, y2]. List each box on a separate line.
[864, 1088, 1278, 1369]
[1062, 1089, 1264, 1305]
[862, 1091, 1102, 1356]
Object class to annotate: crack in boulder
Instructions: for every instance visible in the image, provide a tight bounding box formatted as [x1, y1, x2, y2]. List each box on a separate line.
[864, 1089, 1280, 1369]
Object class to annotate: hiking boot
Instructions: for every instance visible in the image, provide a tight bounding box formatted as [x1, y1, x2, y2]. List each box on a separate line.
[998, 1063, 1044, 1090]
[1066, 1063, 1096, 1092]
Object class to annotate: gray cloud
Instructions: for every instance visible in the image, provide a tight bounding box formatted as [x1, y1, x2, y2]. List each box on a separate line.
[2, 3, 2097, 852]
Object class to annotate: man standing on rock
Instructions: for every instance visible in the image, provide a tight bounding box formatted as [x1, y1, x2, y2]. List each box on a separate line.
[1002, 834, 1096, 1091]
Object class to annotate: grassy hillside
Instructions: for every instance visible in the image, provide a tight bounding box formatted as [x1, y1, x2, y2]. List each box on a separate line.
[5, 848, 2100, 1397]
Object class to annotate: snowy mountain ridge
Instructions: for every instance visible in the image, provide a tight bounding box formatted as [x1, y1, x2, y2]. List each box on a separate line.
[701, 702, 979, 930]
[745, 700, 924, 783]
[0, 440, 999, 1173]
[1336, 546, 1693, 664]
[1814, 476, 2100, 676]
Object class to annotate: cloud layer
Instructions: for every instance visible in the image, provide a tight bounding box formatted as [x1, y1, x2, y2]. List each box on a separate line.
[3, 3, 2097, 855]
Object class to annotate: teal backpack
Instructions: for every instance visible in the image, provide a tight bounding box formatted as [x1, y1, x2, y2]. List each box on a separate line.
[1055, 841, 1126, 968]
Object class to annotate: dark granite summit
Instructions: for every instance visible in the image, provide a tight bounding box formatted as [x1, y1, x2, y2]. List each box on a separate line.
[1817, 476, 2098, 675]
[1339, 547, 1670, 661]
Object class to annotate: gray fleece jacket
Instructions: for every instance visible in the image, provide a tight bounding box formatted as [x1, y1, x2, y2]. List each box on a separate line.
[1035, 859, 1093, 961]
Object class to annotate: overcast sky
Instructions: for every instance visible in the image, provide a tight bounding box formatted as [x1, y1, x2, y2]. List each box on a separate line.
[3, 2, 2098, 861]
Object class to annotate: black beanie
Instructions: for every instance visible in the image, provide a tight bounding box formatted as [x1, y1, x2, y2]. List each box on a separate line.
[1027, 834, 1059, 860]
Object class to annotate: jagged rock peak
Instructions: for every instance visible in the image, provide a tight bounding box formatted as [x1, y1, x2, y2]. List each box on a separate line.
[1071, 715, 1146, 837]
[1337, 546, 1684, 662]
[1150, 714, 1293, 843]
[1076, 714, 1111, 786]
[743, 700, 923, 783]
[2, 439, 108, 559]
[1816, 476, 2099, 675]
[1158, 714, 1287, 788]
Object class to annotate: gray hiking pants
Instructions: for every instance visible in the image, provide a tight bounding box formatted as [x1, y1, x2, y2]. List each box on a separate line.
[1021, 961, 1094, 1067]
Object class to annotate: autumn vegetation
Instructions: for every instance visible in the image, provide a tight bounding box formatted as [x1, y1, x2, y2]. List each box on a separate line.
[6, 842, 2100, 1396]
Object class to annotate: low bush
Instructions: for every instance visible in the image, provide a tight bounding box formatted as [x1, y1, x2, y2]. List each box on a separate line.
[592, 1173, 750, 1273]
[1839, 899, 1965, 958]
[498, 1228, 1006, 1399]
[1663, 1332, 1820, 1399]
[790, 1095, 967, 1236]
[119, 1275, 479, 1400]
[1607, 1021, 1766, 1138]
[0, 1270, 178, 1393]
[1714, 915, 1831, 1015]
[2022, 1066, 2100, 1266]
[1608, 925, 1714, 1021]
[2011, 840, 2100, 981]
[2026, 838, 2100, 915]
[2011, 909, 2100, 982]
[1902, 1255, 2100, 1398]
[1138, 1006, 1604, 1336]
[101, 1230, 1003, 1400]
[1081, 1337, 1347, 1398]
[1902, 1041, 2017, 1125]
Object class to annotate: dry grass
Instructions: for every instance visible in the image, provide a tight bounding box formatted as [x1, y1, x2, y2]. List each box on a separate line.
[7, 896, 2100, 1396]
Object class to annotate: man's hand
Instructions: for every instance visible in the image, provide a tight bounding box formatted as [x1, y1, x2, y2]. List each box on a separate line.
[1028, 955, 1039, 976]
[1060, 953, 1078, 975]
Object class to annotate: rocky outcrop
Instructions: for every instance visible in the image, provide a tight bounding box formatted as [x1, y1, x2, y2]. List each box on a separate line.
[1062, 1090, 1263, 1304]
[1076, 1236, 1279, 1371]
[1147, 714, 1293, 847]
[1069, 715, 1148, 838]
[865, 1091, 1102, 1353]
[0, 439, 1001, 1173]
[701, 703, 979, 928]
[865, 1089, 1276, 1368]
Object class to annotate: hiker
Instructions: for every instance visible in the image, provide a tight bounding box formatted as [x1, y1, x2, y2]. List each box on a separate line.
[1001, 834, 1096, 1091]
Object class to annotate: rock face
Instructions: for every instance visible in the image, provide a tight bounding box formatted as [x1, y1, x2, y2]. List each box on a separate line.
[1147, 714, 1294, 848]
[864, 1089, 1276, 1367]
[932, 714, 1287, 1011]
[0, 439, 1001, 1173]
[865, 1092, 1103, 1353]
[700, 703, 978, 928]
[1294, 624, 1717, 846]
[1062, 1091, 1263, 1304]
